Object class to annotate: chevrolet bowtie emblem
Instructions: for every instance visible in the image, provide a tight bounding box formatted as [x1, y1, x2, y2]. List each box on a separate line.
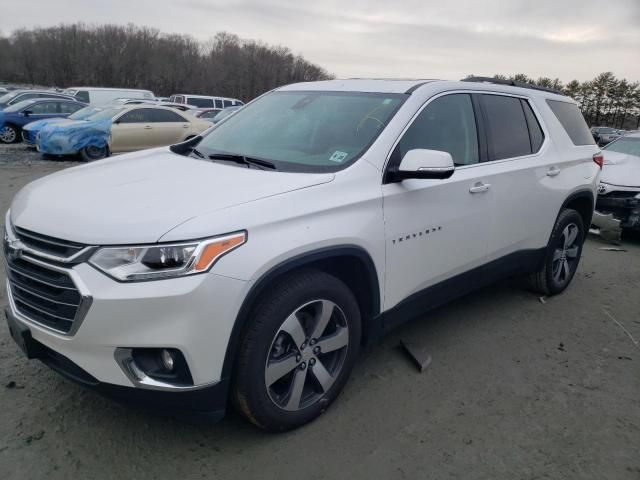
[6, 239, 24, 260]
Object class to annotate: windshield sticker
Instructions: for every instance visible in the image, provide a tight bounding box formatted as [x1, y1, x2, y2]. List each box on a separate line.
[329, 151, 348, 163]
[383, 99, 392, 105]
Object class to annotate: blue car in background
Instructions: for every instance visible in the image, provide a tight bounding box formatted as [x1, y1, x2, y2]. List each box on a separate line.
[0, 98, 86, 144]
[22, 106, 103, 147]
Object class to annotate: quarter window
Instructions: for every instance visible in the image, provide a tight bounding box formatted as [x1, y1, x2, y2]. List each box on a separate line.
[223, 100, 233, 108]
[481, 94, 532, 160]
[152, 109, 186, 122]
[546, 100, 595, 146]
[395, 93, 479, 166]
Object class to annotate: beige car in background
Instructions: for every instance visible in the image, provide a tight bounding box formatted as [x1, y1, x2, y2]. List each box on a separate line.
[110, 105, 212, 153]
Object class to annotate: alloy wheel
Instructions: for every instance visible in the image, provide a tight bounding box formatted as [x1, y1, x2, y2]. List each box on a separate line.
[0, 126, 16, 143]
[264, 299, 350, 411]
[552, 222, 580, 285]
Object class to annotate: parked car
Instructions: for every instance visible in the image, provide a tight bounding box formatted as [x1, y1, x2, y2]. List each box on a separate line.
[3, 78, 600, 431]
[21, 106, 104, 147]
[190, 108, 222, 120]
[210, 105, 242, 124]
[118, 99, 196, 112]
[0, 87, 8, 94]
[63, 87, 155, 106]
[168, 94, 243, 109]
[591, 126, 623, 146]
[592, 132, 640, 236]
[0, 90, 75, 110]
[0, 98, 86, 144]
[36, 104, 212, 161]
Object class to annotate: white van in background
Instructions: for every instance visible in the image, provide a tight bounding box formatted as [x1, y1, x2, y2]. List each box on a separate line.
[168, 94, 244, 109]
[63, 87, 155, 106]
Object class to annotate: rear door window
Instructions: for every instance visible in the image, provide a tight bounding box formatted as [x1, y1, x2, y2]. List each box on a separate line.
[546, 100, 595, 145]
[214, 99, 223, 108]
[58, 101, 84, 114]
[480, 94, 532, 160]
[118, 108, 156, 123]
[152, 109, 186, 122]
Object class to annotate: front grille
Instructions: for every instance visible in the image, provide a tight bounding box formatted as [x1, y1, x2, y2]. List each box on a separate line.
[5, 254, 83, 334]
[601, 191, 640, 199]
[14, 226, 87, 259]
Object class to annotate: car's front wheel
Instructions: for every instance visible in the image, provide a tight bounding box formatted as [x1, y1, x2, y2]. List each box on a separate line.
[232, 270, 361, 431]
[0, 125, 18, 144]
[528, 208, 585, 295]
[80, 145, 108, 162]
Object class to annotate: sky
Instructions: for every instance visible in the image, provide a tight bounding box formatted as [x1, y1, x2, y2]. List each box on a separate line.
[0, 0, 638, 83]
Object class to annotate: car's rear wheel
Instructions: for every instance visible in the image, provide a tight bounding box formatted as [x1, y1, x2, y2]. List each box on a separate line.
[0, 125, 18, 144]
[80, 145, 108, 162]
[232, 270, 361, 431]
[527, 208, 585, 295]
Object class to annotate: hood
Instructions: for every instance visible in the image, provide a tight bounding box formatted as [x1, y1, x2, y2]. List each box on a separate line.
[10, 148, 334, 244]
[601, 150, 640, 188]
[23, 117, 71, 132]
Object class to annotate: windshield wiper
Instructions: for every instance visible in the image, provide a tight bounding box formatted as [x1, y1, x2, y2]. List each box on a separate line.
[208, 153, 276, 170]
[190, 148, 205, 158]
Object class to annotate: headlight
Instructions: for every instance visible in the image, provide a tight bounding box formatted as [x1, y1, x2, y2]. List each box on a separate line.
[89, 231, 246, 281]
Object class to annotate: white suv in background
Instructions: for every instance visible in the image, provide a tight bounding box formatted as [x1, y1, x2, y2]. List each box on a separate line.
[3, 78, 601, 431]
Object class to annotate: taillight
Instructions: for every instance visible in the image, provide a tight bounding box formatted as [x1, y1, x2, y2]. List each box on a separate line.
[593, 153, 604, 168]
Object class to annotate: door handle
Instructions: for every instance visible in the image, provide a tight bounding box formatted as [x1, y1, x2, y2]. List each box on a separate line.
[182, 124, 189, 128]
[144, 125, 152, 130]
[469, 182, 491, 194]
[547, 166, 561, 177]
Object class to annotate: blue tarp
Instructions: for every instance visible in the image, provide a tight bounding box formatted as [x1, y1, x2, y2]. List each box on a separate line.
[37, 119, 112, 155]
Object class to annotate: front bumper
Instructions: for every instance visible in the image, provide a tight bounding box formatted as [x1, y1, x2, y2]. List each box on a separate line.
[4, 241, 250, 416]
[595, 191, 640, 231]
[5, 307, 228, 419]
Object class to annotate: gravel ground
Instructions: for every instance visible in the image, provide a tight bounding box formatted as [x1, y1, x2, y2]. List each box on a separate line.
[0, 144, 639, 480]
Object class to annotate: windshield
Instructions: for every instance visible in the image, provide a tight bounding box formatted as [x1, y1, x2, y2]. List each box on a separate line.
[86, 107, 125, 121]
[0, 91, 23, 107]
[604, 137, 640, 157]
[197, 91, 406, 172]
[3, 99, 37, 113]
[68, 106, 103, 120]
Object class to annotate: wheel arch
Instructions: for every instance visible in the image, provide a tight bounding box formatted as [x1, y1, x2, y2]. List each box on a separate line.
[560, 189, 595, 236]
[220, 245, 381, 381]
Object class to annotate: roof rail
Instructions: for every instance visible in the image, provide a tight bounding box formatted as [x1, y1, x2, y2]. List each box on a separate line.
[461, 76, 563, 95]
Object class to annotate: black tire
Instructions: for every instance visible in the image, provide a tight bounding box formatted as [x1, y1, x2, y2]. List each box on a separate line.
[527, 208, 585, 296]
[80, 145, 108, 162]
[0, 124, 19, 144]
[232, 269, 361, 431]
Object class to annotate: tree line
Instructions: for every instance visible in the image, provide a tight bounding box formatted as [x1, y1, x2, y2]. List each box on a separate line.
[1, 24, 637, 129]
[0, 24, 333, 101]
[488, 73, 640, 129]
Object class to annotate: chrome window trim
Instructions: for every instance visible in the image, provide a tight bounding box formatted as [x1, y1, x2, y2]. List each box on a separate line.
[382, 89, 552, 177]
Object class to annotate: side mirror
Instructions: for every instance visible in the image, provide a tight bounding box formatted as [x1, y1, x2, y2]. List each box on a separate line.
[22, 110, 32, 117]
[388, 149, 455, 182]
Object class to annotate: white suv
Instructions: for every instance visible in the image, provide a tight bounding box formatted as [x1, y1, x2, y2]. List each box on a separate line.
[3, 78, 601, 431]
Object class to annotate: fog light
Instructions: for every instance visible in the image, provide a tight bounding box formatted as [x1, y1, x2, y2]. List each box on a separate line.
[160, 349, 175, 371]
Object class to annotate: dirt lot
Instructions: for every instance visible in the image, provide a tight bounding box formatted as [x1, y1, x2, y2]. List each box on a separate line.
[0, 144, 639, 480]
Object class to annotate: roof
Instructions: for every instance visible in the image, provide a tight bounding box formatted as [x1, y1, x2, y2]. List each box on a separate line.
[279, 79, 437, 94]
[277, 79, 570, 100]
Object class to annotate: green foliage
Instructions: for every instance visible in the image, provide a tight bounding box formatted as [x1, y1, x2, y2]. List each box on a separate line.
[490, 72, 639, 129]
